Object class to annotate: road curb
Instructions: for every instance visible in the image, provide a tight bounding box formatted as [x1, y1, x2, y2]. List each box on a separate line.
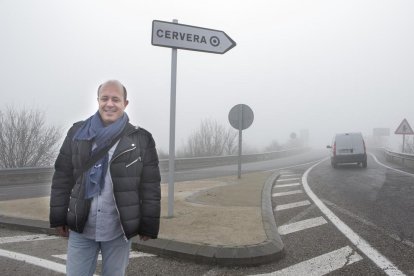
[131, 171, 284, 266]
[0, 215, 54, 235]
[0, 172, 284, 266]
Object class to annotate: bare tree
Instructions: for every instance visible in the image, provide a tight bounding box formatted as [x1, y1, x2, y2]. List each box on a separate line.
[179, 119, 237, 157]
[265, 139, 282, 152]
[0, 106, 62, 168]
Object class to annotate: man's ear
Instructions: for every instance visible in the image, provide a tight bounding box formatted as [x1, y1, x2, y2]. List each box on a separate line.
[124, 100, 129, 108]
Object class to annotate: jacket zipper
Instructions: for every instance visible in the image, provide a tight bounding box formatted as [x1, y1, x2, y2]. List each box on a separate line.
[126, 157, 141, 168]
[110, 146, 138, 241]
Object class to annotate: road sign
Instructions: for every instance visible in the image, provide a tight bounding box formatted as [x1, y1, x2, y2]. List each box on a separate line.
[152, 20, 236, 54]
[395, 119, 414, 135]
[228, 104, 254, 130]
[153, 19, 236, 217]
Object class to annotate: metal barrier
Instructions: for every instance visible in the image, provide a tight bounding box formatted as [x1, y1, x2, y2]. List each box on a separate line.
[162, 147, 308, 171]
[0, 147, 309, 186]
[383, 149, 414, 169]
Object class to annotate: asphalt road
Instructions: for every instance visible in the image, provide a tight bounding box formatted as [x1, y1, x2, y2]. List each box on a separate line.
[306, 152, 414, 275]
[1, 149, 414, 275]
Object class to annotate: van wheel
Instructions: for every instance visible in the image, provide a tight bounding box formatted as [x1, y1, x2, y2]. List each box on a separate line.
[362, 160, 367, 168]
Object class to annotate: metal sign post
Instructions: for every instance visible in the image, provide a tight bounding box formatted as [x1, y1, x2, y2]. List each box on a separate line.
[228, 104, 254, 179]
[238, 106, 243, 179]
[152, 19, 236, 217]
[403, 134, 406, 153]
[394, 118, 414, 153]
[167, 19, 178, 218]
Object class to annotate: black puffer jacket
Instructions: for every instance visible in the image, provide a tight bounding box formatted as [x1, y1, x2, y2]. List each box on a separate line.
[49, 122, 161, 240]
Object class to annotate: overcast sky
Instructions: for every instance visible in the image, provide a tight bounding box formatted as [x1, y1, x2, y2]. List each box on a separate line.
[1, 0, 413, 151]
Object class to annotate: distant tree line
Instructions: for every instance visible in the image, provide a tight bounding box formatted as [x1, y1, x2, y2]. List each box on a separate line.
[158, 118, 305, 158]
[177, 119, 237, 157]
[0, 106, 306, 168]
[0, 106, 61, 168]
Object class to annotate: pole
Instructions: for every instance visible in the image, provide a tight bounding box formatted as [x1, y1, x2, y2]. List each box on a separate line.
[168, 19, 178, 218]
[402, 134, 406, 153]
[238, 105, 243, 179]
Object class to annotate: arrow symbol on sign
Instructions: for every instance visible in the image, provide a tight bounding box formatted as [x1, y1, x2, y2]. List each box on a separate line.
[152, 20, 236, 54]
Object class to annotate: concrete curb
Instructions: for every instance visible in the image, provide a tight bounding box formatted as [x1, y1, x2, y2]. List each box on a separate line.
[0, 172, 284, 266]
[133, 171, 284, 266]
[0, 215, 54, 235]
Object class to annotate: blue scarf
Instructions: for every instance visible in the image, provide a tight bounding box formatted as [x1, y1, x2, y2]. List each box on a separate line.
[73, 111, 129, 199]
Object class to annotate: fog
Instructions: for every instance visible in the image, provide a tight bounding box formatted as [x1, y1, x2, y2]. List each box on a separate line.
[1, 0, 414, 152]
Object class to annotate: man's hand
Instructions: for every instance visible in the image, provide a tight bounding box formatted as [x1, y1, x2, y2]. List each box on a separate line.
[55, 225, 69, 237]
[139, 235, 150, 241]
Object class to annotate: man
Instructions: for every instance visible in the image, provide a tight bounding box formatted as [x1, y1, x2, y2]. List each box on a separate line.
[50, 80, 161, 276]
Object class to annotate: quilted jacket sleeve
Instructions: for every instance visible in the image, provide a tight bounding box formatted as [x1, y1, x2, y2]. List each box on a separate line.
[49, 126, 76, 228]
[138, 134, 161, 238]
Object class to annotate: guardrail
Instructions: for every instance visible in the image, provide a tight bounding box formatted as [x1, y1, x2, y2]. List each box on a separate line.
[0, 147, 309, 186]
[383, 149, 414, 169]
[165, 147, 308, 171]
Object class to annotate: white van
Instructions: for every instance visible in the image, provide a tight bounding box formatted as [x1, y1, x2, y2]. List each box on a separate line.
[327, 132, 367, 168]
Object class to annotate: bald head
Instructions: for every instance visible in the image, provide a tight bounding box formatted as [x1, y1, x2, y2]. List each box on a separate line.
[97, 80, 127, 101]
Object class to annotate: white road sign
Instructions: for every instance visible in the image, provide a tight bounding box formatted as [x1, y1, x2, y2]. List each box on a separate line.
[395, 118, 414, 135]
[152, 20, 236, 54]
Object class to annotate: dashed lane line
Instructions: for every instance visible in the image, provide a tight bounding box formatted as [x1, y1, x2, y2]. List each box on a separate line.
[264, 160, 321, 173]
[279, 174, 302, 178]
[52, 251, 156, 261]
[0, 248, 71, 275]
[278, 216, 327, 235]
[0, 234, 59, 244]
[252, 246, 363, 276]
[302, 158, 406, 276]
[274, 183, 301, 188]
[276, 178, 300, 182]
[272, 190, 303, 197]
[275, 200, 311, 211]
[278, 171, 295, 174]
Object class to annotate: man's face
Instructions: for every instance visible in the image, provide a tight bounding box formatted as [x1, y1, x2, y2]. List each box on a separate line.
[98, 84, 129, 126]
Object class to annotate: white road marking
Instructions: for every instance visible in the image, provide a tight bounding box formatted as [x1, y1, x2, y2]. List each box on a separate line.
[52, 251, 156, 261]
[323, 199, 414, 249]
[286, 205, 316, 224]
[202, 267, 223, 276]
[276, 178, 300, 182]
[274, 183, 301, 188]
[251, 246, 362, 276]
[302, 158, 406, 276]
[370, 153, 414, 177]
[0, 248, 68, 274]
[0, 234, 59, 244]
[278, 217, 327, 235]
[275, 200, 311, 211]
[264, 160, 321, 173]
[279, 174, 301, 177]
[272, 190, 303, 197]
[278, 171, 295, 174]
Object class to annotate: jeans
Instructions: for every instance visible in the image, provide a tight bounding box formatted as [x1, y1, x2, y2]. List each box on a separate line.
[67, 231, 131, 276]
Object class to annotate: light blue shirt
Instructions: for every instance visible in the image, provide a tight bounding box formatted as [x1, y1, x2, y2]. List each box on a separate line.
[82, 141, 124, 241]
